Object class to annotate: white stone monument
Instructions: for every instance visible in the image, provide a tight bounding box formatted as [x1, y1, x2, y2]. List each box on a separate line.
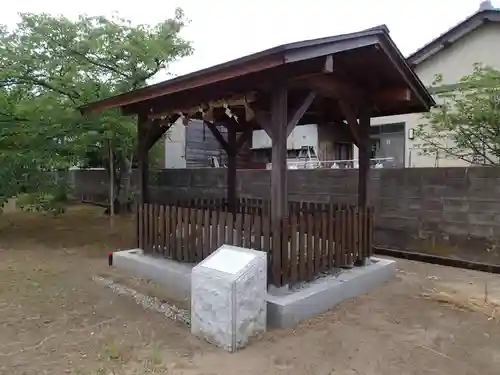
[191, 245, 267, 352]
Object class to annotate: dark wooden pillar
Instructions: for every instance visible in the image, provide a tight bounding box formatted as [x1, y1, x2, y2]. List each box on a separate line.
[270, 87, 288, 221]
[357, 106, 371, 207]
[226, 125, 237, 212]
[137, 113, 149, 204]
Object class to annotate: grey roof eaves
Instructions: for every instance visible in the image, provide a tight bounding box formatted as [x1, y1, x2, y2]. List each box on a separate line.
[407, 9, 500, 66]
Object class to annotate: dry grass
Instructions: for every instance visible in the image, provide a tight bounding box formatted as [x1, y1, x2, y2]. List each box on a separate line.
[421, 288, 500, 322]
[2, 205, 500, 375]
[0, 204, 135, 253]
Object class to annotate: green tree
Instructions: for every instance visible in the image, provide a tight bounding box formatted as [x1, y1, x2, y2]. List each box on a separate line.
[0, 10, 192, 212]
[414, 64, 500, 166]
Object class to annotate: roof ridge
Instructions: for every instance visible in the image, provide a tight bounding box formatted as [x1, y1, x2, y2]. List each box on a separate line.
[407, 7, 500, 65]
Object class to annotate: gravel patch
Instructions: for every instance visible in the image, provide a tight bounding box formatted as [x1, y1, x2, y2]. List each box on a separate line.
[92, 276, 191, 326]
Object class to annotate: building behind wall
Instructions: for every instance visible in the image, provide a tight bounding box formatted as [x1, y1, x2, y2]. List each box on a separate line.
[164, 118, 228, 169]
[250, 122, 355, 167]
[365, 2, 500, 168]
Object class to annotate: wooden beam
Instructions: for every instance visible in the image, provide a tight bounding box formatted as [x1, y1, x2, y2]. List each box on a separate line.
[337, 99, 362, 147]
[144, 118, 177, 152]
[357, 106, 371, 207]
[270, 86, 288, 222]
[375, 87, 412, 102]
[297, 69, 412, 105]
[137, 113, 149, 204]
[204, 120, 230, 154]
[254, 110, 274, 138]
[235, 126, 253, 152]
[227, 126, 237, 213]
[301, 74, 362, 102]
[287, 91, 316, 136]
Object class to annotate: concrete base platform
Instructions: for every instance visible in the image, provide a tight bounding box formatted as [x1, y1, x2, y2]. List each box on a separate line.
[112, 250, 395, 329]
[113, 249, 194, 301]
[266, 257, 396, 328]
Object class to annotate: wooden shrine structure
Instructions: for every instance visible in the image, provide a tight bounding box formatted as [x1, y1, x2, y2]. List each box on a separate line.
[80, 25, 434, 286]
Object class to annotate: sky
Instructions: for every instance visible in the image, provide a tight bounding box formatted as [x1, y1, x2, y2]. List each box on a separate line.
[0, 0, 496, 83]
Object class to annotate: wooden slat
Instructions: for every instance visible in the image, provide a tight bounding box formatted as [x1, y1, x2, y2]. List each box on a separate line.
[189, 208, 197, 260]
[159, 205, 165, 255]
[165, 205, 172, 258]
[143, 203, 149, 252]
[136, 203, 140, 248]
[170, 204, 177, 259]
[306, 212, 314, 281]
[298, 213, 306, 280]
[175, 206, 182, 261]
[137, 204, 144, 250]
[289, 213, 298, 283]
[262, 213, 271, 253]
[182, 207, 190, 261]
[358, 207, 368, 262]
[194, 209, 201, 261]
[179, 206, 185, 261]
[320, 211, 328, 272]
[313, 211, 321, 275]
[210, 209, 218, 257]
[143, 203, 148, 252]
[154, 204, 159, 254]
[234, 213, 243, 247]
[226, 212, 234, 245]
[339, 210, 347, 267]
[154, 204, 160, 254]
[148, 203, 154, 253]
[139, 203, 146, 250]
[243, 214, 252, 248]
[155, 204, 161, 254]
[252, 215, 262, 250]
[353, 208, 359, 263]
[346, 209, 353, 266]
[203, 209, 210, 258]
[218, 210, 226, 248]
[327, 204, 335, 269]
[333, 210, 339, 268]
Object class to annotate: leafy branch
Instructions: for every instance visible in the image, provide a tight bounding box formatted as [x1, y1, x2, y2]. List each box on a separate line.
[414, 64, 500, 166]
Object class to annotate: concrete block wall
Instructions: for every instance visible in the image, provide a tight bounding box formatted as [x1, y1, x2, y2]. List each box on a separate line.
[72, 167, 500, 264]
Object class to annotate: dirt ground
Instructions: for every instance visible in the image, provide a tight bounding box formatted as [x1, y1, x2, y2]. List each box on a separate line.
[1, 205, 500, 375]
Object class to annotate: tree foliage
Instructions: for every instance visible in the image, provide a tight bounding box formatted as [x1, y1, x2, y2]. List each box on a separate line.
[0, 10, 192, 212]
[414, 64, 500, 166]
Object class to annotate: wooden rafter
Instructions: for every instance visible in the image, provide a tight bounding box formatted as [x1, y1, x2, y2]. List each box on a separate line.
[235, 126, 253, 151]
[251, 90, 316, 139]
[337, 99, 362, 147]
[253, 110, 274, 138]
[204, 119, 253, 156]
[204, 121, 230, 154]
[286, 91, 316, 136]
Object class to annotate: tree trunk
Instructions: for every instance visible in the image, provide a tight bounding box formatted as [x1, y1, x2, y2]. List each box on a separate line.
[104, 153, 133, 215]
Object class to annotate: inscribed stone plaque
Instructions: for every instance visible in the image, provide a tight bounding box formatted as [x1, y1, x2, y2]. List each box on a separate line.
[191, 245, 267, 352]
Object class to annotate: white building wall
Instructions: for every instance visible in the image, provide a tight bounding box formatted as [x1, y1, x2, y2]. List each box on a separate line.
[251, 124, 319, 151]
[370, 22, 500, 167]
[164, 119, 187, 169]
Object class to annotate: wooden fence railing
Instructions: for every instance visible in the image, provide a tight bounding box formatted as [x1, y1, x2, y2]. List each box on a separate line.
[136, 200, 373, 286]
[154, 197, 356, 215]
